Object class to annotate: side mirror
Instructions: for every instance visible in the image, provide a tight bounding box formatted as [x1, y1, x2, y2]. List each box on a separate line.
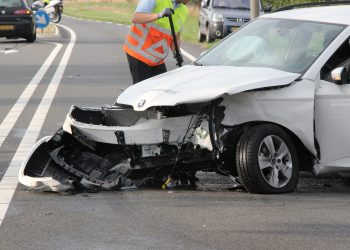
[201, 0, 208, 8]
[331, 67, 348, 85]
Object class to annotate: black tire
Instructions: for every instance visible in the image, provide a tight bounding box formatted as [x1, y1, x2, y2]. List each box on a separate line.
[206, 28, 214, 43]
[26, 26, 36, 43]
[198, 28, 205, 43]
[50, 12, 61, 23]
[236, 124, 299, 194]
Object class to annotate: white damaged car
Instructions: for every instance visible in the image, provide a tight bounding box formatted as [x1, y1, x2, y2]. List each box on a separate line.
[19, 2, 350, 194]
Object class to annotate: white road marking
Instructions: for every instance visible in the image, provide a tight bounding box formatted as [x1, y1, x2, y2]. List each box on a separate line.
[0, 43, 62, 152]
[65, 15, 198, 62]
[0, 24, 77, 227]
[0, 49, 18, 55]
[180, 48, 196, 62]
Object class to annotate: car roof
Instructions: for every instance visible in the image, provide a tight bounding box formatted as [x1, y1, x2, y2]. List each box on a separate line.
[262, 5, 350, 26]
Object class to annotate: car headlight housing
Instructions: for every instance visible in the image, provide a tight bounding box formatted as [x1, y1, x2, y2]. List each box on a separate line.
[212, 14, 224, 22]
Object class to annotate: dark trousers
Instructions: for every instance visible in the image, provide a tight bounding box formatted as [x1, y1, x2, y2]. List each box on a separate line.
[126, 53, 167, 84]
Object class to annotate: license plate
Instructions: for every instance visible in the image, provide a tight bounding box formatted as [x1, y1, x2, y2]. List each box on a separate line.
[231, 26, 239, 32]
[0, 25, 14, 31]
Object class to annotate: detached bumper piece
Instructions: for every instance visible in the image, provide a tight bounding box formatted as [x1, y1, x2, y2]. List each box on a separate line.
[19, 136, 79, 193]
[19, 131, 134, 193]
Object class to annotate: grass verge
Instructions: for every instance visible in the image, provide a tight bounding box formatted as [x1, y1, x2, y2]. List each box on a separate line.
[63, 0, 212, 47]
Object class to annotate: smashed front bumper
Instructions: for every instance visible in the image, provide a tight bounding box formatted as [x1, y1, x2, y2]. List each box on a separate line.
[62, 106, 204, 146]
[19, 105, 215, 193]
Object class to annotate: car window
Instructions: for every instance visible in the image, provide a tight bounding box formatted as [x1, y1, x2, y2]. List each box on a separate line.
[0, 0, 23, 7]
[321, 38, 350, 81]
[212, 0, 259, 9]
[196, 18, 344, 74]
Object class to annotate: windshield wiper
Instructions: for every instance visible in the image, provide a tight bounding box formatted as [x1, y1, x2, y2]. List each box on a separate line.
[193, 62, 203, 66]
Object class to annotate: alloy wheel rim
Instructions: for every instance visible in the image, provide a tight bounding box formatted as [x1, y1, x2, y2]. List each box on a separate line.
[258, 135, 293, 188]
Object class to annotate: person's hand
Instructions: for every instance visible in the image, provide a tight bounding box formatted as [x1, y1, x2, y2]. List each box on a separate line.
[158, 8, 174, 19]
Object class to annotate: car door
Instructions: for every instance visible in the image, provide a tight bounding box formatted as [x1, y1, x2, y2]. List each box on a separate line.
[315, 36, 350, 168]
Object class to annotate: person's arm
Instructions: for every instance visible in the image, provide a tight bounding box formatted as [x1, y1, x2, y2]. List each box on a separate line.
[131, 12, 159, 24]
[132, 0, 168, 24]
[131, 0, 173, 24]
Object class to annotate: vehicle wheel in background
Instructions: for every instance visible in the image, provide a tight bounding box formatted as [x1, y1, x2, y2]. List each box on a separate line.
[49, 12, 61, 23]
[236, 124, 299, 194]
[206, 28, 214, 43]
[26, 26, 36, 43]
[198, 28, 205, 43]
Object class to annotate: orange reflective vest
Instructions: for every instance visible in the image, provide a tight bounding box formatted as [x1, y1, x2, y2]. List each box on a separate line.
[123, 0, 188, 66]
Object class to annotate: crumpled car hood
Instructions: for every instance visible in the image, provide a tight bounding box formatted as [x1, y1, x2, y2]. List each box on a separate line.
[117, 65, 301, 111]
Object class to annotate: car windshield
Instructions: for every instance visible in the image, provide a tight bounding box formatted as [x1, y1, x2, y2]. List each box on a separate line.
[212, 0, 257, 10]
[196, 18, 344, 74]
[0, 0, 22, 7]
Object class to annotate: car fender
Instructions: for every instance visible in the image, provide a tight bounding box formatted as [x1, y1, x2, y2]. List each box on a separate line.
[220, 79, 317, 155]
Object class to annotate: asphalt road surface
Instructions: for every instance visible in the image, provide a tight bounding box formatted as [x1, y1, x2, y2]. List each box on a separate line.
[1, 16, 350, 250]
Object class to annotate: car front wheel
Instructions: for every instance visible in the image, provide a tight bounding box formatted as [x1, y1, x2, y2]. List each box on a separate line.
[206, 28, 214, 43]
[236, 124, 299, 194]
[198, 28, 205, 43]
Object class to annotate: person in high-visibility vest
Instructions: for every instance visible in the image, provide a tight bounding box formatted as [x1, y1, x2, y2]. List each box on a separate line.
[123, 0, 189, 84]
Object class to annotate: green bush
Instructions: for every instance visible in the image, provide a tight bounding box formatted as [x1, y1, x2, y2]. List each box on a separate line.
[263, 0, 331, 10]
